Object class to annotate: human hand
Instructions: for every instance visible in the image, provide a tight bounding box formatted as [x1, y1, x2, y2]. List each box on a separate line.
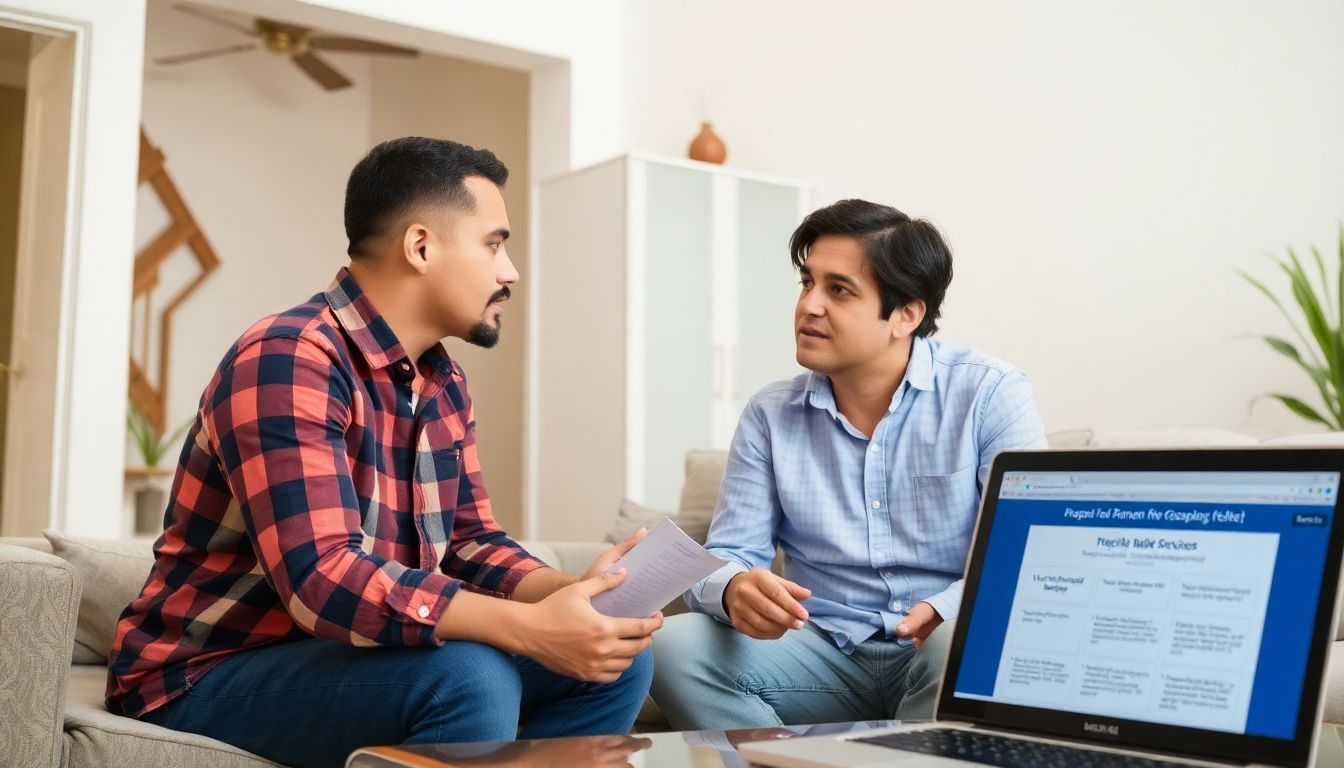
[894, 601, 942, 649]
[520, 568, 663, 683]
[723, 567, 811, 639]
[582, 526, 648, 582]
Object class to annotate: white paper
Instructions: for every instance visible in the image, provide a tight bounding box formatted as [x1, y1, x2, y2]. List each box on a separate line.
[590, 518, 727, 618]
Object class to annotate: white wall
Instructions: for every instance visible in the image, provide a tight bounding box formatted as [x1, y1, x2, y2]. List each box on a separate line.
[2, 0, 145, 538]
[140, 0, 373, 436]
[622, 0, 1344, 437]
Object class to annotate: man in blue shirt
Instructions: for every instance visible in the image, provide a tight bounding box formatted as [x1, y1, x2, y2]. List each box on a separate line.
[650, 199, 1046, 729]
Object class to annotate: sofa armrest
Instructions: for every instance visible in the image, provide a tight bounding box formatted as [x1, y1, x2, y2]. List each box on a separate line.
[0, 543, 81, 768]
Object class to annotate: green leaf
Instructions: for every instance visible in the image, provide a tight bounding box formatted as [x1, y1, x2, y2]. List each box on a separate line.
[1280, 251, 1336, 373]
[1312, 245, 1332, 319]
[1337, 221, 1344, 347]
[1258, 336, 1343, 424]
[1241, 268, 1324, 369]
[1263, 393, 1336, 429]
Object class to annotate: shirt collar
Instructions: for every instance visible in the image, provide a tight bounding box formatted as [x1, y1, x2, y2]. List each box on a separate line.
[804, 335, 936, 414]
[323, 267, 456, 380]
[905, 335, 935, 392]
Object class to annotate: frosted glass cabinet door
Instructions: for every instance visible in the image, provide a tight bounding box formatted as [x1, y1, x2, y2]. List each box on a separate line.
[735, 179, 805, 407]
[638, 162, 715, 511]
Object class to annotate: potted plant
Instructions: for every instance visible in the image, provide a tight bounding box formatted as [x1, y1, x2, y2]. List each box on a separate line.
[125, 401, 190, 534]
[1242, 224, 1344, 429]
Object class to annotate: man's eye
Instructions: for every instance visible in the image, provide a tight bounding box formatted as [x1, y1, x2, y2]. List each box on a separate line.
[489, 242, 501, 252]
[831, 285, 849, 296]
[799, 279, 813, 289]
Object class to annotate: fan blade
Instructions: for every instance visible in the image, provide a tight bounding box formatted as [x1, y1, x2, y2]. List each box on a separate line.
[309, 37, 417, 56]
[172, 3, 260, 37]
[291, 51, 352, 90]
[256, 18, 312, 39]
[154, 43, 257, 65]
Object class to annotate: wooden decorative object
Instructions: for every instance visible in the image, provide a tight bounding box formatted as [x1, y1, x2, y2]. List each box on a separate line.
[129, 129, 220, 434]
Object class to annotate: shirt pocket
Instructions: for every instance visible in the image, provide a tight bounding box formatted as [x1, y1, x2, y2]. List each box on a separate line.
[414, 444, 463, 519]
[912, 464, 979, 571]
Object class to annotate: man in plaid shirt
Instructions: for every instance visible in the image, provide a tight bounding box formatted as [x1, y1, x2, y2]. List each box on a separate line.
[107, 137, 661, 767]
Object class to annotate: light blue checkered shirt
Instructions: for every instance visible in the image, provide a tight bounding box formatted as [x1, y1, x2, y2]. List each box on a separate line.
[687, 336, 1046, 652]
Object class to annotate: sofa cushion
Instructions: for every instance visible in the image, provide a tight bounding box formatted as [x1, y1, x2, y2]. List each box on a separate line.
[676, 450, 728, 540]
[64, 666, 278, 767]
[606, 498, 713, 546]
[1260, 431, 1344, 447]
[1045, 428, 1094, 449]
[42, 531, 154, 664]
[1087, 428, 1260, 448]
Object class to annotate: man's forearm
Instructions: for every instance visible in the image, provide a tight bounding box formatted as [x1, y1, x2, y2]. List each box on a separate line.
[434, 589, 529, 650]
[510, 566, 578, 603]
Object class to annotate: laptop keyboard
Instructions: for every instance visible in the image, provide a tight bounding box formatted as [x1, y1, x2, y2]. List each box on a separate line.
[853, 728, 1199, 768]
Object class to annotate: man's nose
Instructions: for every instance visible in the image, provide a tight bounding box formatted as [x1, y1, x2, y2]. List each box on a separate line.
[499, 251, 520, 285]
[798, 291, 824, 317]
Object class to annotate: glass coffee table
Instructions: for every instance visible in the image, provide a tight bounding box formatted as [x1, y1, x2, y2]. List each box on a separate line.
[347, 720, 1344, 767]
[346, 720, 899, 767]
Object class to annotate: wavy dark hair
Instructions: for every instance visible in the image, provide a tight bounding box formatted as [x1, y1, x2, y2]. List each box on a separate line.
[789, 199, 953, 337]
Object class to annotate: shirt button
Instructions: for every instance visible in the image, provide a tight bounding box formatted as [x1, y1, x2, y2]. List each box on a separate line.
[416, 605, 430, 619]
[870, 444, 880, 453]
[871, 500, 881, 509]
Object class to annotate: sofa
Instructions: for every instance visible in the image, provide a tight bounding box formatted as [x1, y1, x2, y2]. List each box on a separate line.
[6, 428, 1344, 766]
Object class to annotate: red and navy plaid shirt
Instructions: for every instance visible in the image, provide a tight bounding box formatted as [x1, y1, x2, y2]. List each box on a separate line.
[107, 268, 547, 718]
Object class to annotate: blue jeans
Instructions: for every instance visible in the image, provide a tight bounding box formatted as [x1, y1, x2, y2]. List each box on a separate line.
[139, 638, 653, 768]
[649, 613, 952, 730]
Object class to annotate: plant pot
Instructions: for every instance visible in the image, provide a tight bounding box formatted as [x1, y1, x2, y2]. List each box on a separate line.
[134, 485, 167, 535]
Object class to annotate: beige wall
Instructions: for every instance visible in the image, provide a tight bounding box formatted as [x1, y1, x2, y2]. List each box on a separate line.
[368, 55, 530, 534]
[0, 84, 25, 516]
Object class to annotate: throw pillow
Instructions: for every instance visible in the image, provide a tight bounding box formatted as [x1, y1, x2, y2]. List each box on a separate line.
[42, 530, 154, 664]
[605, 498, 672, 545]
[676, 450, 727, 542]
[1045, 428, 1093, 449]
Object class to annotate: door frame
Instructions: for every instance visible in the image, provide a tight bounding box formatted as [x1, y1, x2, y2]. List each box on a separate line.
[0, 9, 88, 534]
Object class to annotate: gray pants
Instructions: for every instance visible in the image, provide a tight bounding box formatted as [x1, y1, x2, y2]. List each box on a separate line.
[650, 612, 954, 731]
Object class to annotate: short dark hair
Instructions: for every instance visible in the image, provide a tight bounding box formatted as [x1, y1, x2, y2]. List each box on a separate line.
[789, 199, 953, 337]
[344, 137, 509, 257]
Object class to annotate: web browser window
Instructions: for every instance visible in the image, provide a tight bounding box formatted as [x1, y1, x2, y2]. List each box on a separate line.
[954, 470, 1340, 740]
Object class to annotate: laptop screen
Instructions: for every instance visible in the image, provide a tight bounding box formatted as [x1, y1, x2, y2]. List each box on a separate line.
[951, 467, 1341, 741]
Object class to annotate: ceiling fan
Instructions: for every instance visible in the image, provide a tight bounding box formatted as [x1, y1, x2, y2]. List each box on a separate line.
[154, 3, 418, 91]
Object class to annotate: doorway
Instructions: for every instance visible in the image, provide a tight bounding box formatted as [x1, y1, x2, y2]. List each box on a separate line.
[0, 22, 75, 536]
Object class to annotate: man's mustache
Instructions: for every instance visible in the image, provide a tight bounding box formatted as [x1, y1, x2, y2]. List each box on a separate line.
[488, 286, 511, 306]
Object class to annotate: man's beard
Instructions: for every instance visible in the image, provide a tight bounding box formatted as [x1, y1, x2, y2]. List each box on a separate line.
[467, 319, 501, 348]
[466, 286, 510, 348]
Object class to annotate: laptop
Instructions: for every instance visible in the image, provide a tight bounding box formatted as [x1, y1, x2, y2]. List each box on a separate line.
[741, 449, 1344, 768]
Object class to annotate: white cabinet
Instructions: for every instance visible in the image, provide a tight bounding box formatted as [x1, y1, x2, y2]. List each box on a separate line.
[529, 154, 810, 540]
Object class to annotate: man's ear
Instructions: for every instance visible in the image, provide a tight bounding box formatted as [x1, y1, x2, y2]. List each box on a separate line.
[889, 299, 926, 340]
[402, 223, 431, 275]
